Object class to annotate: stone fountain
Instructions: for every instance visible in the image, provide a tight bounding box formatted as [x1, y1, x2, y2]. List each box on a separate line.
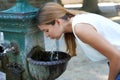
[27, 46, 71, 80]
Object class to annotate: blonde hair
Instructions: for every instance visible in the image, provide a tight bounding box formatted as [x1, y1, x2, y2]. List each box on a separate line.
[36, 2, 87, 56]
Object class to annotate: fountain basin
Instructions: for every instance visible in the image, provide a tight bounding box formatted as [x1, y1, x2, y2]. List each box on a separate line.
[27, 46, 71, 80]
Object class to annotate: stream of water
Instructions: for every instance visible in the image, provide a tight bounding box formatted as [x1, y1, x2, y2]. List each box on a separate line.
[50, 40, 59, 61]
[55, 40, 59, 60]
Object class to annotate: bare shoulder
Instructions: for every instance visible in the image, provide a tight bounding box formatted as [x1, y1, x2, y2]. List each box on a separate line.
[74, 23, 96, 34]
[74, 23, 97, 43]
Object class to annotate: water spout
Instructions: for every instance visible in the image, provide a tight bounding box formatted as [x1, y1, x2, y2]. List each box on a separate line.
[0, 41, 19, 56]
[0, 42, 9, 54]
[3, 46, 15, 54]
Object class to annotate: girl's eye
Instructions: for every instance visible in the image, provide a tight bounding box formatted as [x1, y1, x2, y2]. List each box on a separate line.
[45, 30, 49, 32]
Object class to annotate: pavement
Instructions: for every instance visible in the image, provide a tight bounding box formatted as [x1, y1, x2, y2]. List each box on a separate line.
[56, 46, 109, 80]
[0, 71, 6, 80]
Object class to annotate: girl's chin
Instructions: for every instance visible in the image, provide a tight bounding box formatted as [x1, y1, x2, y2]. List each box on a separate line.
[50, 36, 60, 40]
[56, 36, 61, 40]
[50, 37, 56, 39]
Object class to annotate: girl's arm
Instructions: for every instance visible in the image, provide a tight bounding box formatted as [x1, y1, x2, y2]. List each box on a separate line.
[74, 23, 120, 80]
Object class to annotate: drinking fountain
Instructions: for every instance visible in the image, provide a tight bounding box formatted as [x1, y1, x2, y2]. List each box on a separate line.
[0, 0, 44, 80]
[0, 0, 71, 80]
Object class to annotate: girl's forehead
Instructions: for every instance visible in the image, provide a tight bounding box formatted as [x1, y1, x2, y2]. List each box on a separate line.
[39, 24, 49, 28]
[39, 25, 46, 28]
[39, 24, 51, 29]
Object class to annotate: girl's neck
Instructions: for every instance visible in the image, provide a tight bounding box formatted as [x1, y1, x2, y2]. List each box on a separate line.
[63, 18, 73, 33]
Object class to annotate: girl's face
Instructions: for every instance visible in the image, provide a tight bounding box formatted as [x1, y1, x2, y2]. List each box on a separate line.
[38, 20, 63, 39]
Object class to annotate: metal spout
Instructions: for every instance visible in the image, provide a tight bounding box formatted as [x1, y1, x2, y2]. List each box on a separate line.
[3, 46, 15, 54]
[0, 41, 19, 56]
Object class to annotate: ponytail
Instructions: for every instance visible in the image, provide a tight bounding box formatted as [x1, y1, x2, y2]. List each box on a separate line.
[64, 33, 76, 56]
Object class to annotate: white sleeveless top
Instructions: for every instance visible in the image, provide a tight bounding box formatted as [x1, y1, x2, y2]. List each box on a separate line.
[72, 13, 120, 62]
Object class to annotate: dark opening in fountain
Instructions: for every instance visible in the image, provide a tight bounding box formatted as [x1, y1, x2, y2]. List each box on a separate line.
[27, 46, 71, 80]
[0, 46, 4, 53]
[0, 45, 4, 59]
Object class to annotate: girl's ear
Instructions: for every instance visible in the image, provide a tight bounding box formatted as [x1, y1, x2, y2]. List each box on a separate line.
[38, 25, 41, 28]
[55, 19, 60, 25]
[38, 25, 43, 30]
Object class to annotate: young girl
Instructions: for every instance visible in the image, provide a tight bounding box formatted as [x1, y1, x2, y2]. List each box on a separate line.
[36, 2, 120, 80]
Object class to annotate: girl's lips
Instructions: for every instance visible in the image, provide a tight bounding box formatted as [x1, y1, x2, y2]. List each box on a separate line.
[50, 37, 58, 39]
[50, 37, 55, 39]
[49, 36, 60, 39]
[49, 36, 54, 39]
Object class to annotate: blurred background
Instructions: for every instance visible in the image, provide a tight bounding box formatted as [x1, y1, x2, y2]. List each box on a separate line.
[0, 0, 120, 10]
